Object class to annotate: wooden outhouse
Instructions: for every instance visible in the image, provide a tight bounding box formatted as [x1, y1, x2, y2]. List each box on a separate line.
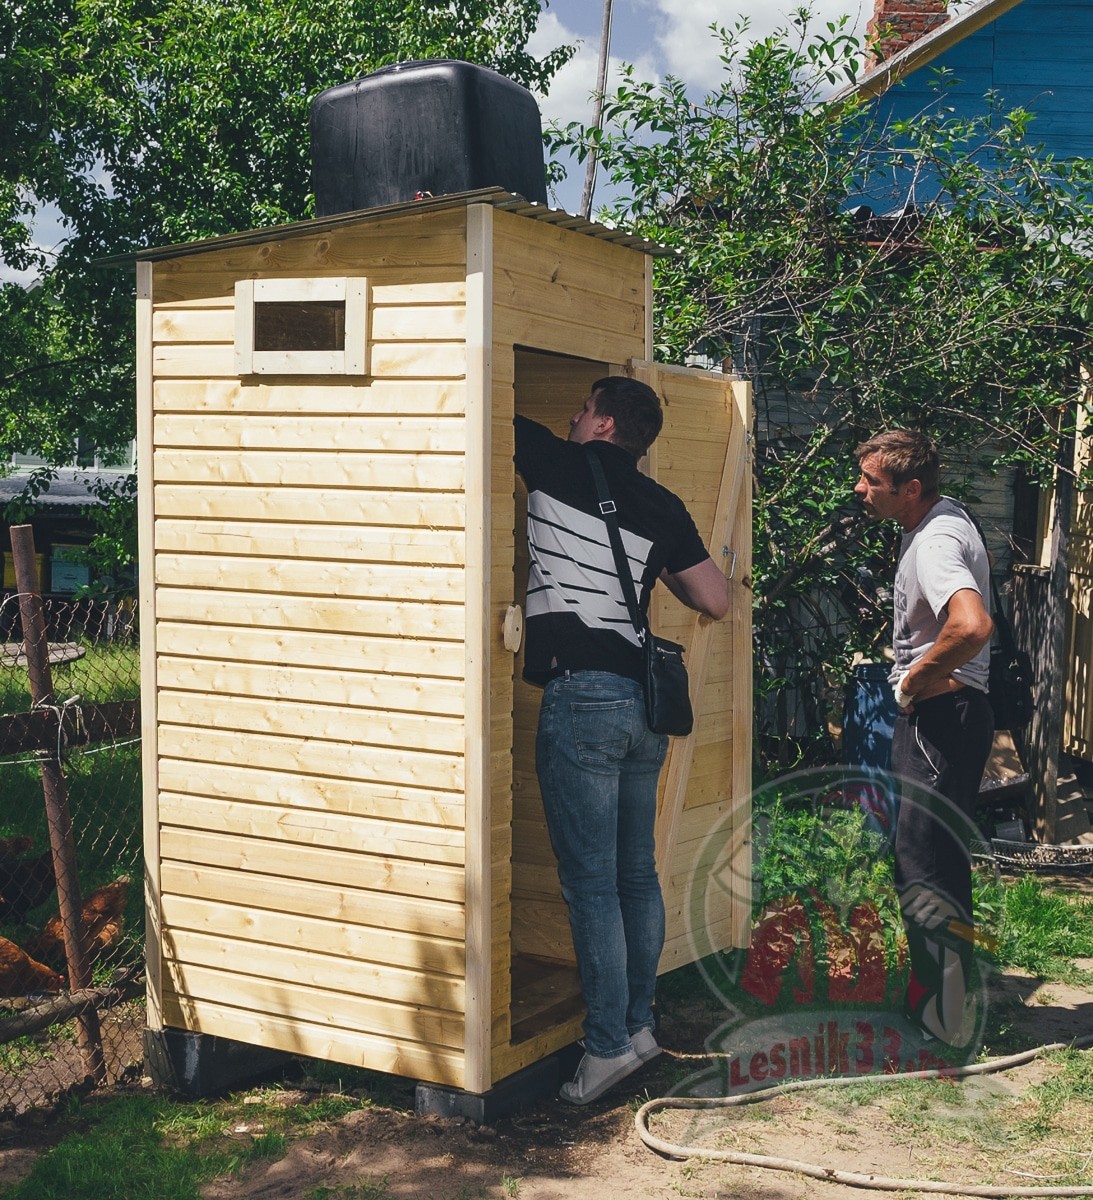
[136, 188, 752, 1096]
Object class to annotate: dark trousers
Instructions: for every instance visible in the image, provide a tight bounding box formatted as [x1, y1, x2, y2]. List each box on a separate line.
[892, 688, 993, 1035]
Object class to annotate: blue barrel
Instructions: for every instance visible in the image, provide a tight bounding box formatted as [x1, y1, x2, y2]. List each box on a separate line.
[842, 662, 897, 770]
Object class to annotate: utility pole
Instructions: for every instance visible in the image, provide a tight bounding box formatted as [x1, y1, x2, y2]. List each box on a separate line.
[580, 0, 614, 219]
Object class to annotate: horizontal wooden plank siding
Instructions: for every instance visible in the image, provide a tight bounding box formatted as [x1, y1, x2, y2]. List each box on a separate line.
[148, 210, 473, 1086]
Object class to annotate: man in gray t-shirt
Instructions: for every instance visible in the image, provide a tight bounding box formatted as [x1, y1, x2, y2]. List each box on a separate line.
[855, 431, 994, 1047]
[890, 497, 992, 696]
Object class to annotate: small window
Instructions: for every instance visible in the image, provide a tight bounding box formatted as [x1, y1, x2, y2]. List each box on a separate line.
[235, 277, 369, 375]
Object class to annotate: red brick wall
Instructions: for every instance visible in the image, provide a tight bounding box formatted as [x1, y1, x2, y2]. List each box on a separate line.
[867, 0, 949, 64]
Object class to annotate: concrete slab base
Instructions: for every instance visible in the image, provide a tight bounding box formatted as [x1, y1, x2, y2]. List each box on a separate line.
[415, 1053, 567, 1121]
[144, 1027, 292, 1098]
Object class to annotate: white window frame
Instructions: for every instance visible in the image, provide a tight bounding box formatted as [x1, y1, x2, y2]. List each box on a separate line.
[234, 276, 369, 376]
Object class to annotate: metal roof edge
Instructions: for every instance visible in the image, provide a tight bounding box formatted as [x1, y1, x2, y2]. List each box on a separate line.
[829, 0, 1026, 105]
[98, 188, 673, 267]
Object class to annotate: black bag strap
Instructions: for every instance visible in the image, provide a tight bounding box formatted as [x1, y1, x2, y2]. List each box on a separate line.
[950, 499, 1019, 654]
[585, 448, 646, 643]
[955, 496, 1022, 652]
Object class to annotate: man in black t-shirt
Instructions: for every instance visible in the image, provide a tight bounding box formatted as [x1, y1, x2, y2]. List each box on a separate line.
[514, 376, 729, 1105]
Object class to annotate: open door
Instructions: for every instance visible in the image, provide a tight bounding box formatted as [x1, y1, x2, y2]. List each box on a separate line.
[628, 361, 754, 964]
[496, 352, 752, 1083]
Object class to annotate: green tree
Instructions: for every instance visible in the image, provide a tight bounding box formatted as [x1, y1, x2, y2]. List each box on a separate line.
[0, 0, 572, 461]
[551, 11, 1093, 771]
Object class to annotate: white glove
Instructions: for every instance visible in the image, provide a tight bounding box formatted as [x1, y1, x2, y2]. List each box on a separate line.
[893, 675, 914, 710]
[900, 883, 959, 931]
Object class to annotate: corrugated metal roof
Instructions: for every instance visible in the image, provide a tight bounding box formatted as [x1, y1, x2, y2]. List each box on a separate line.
[101, 187, 674, 266]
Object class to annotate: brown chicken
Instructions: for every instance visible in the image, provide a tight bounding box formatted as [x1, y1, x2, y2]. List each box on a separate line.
[0, 849, 56, 925]
[24, 877, 130, 966]
[0, 935, 65, 996]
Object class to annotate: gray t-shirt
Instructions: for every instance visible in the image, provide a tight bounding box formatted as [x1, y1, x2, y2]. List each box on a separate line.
[889, 497, 991, 693]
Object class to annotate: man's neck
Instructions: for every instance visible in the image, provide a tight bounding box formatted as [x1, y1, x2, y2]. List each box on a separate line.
[899, 493, 942, 532]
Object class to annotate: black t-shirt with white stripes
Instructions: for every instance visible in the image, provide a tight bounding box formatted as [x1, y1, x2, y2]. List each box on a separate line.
[514, 415, 710, 686]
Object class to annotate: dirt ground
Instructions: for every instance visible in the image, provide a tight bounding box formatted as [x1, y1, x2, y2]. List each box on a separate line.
[3, 901, 1093, 1198]
[184, 964, 1092, 1200]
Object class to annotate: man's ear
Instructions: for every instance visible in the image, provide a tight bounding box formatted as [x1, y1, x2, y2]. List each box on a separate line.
[904, 478, 922, 500]
[595, 413, 615, 440]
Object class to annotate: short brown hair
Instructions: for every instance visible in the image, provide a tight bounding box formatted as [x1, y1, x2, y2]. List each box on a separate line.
[855, 429, 940, 496]
[591, 376, 664, 458]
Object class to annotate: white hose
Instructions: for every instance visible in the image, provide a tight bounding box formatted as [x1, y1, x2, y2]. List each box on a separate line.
[635, 1034, 1093, 1197]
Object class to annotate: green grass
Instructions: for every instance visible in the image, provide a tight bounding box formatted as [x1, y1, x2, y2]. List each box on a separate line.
[4, 1085, 379, 1200]
[0, 642, 140, 713]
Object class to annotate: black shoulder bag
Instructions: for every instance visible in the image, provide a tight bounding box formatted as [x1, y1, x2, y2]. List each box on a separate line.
[585, 449, 694, 737]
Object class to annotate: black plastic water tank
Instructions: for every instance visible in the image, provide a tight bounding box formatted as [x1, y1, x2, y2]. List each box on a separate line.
[309, 59, 548, 216]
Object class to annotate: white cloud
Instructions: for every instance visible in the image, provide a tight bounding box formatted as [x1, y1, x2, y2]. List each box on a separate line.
[530, 11, 660, 130]
[650, 0, 871, 91]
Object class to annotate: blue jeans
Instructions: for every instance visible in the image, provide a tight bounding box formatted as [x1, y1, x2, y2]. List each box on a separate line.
[536, 671, 668, 1057]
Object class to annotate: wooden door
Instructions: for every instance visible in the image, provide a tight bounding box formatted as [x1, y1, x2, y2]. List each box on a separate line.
[628, 361, 754, 964]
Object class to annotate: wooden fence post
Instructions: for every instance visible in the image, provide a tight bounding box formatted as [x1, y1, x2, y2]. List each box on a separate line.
[10, 524, 106, 1084]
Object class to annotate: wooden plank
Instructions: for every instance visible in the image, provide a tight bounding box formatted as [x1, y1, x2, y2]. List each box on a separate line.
[494, 307, 644, 368]
[154, 519, 466, 567]
[152, 449, 466, 492]
[464, 201, 493, 1095]
[139, 259, 163, 1032]
[492, 209, 646, 291]
[493, 266, 645, 342]
[629, 362, 744, 881]
[155, 213, 468, 277]
[165, 927, 465, 1009]
[159, 826, 466, 903]
[153, 308, 233, 344]
[160, 860, 464, 940]
[152, 414, 466, 453]
[160, 993, 466, 1088]
[157, 758, 465, 827]
[491, 1011, 584, 1083]
[153, 378, 466, 415]
[152, 340, 467, 379]
[158, 722, 463, 791]
[158, 792, 465, 864]
[154, 588, 464, 642]
[152, 485, 465, 528]
[154, 622, 466, 677]
[160, 893, 464, 977]
[372, 305, 465, 341]
[153, 266, 465, 308]
[154, 554, 463, 604]
[156, 656, 465, 717]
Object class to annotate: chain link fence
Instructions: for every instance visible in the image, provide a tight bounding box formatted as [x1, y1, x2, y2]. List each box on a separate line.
[0, 589, 144, 1115]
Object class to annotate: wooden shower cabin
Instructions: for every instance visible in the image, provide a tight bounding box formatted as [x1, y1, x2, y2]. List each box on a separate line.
[135, 188, 752, 1095]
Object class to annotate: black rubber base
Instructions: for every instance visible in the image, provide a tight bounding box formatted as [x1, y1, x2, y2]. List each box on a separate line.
[414, 1053, 565, 1121]
[143, 1027, 292, 1098]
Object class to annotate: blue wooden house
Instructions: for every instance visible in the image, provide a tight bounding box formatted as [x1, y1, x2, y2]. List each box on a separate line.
[834, 0, 1093, 207]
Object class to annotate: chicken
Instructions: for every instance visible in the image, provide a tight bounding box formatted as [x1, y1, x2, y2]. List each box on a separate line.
[0, 850, 56, 925]
[24, 877, 130, 966]
[0, 935, 65, 996]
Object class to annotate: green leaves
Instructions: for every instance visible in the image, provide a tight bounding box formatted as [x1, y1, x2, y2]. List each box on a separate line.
[551, 6, 1093, 771]
[1, 0, 573, 462]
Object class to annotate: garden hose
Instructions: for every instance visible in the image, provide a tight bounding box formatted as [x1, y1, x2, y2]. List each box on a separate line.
[635, 1033, 1093, 1197]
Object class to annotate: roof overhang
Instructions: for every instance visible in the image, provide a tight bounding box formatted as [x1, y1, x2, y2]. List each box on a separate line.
[100, 187, 674, 268]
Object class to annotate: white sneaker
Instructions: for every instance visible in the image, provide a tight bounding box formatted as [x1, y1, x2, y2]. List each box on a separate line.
[630, 1027, 662, 1063]
[558, 1047, 641, 1105]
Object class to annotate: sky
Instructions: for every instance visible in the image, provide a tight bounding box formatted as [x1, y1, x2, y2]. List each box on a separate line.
[5, 0, 878, 283]
[529, 0, 874, 213]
